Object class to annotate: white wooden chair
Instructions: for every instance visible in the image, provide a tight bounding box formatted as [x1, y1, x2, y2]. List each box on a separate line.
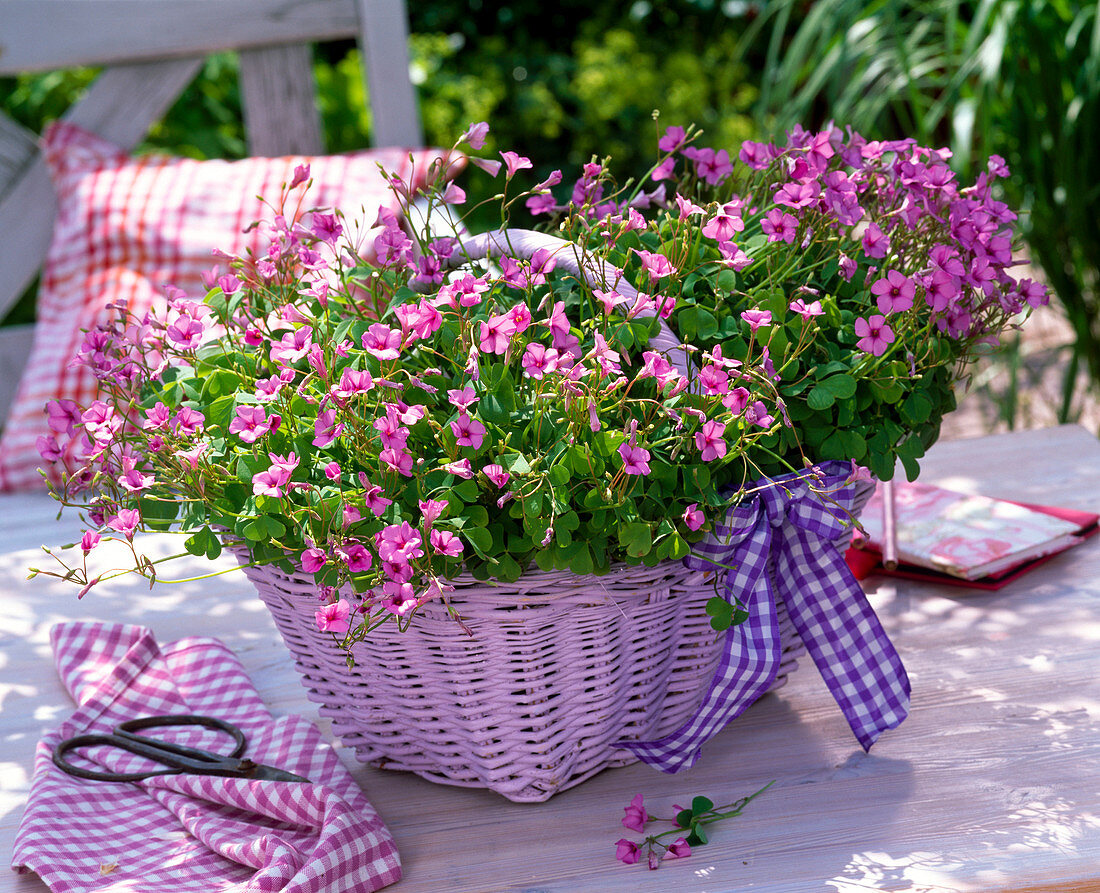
[0, 0, 422, 425]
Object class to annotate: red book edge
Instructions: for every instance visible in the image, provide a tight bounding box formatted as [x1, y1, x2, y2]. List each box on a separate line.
[845, 498, 1100, 591]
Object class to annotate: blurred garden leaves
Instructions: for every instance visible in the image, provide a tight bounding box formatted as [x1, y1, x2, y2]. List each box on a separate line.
[3, 0, 1099, 433]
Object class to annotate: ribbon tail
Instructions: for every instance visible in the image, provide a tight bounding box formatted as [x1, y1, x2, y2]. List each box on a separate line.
[615, 512, 781, 773]
[776, 522, 911, 750]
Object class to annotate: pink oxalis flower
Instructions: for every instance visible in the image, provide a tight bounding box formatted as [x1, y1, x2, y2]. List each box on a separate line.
[521, 343, 560, 379]
[451, 413, 486, 450]
[871, 270, 916, 314]
[230, 405, 280, 443]
[762, 208, 798, 243]
[301, 547, 327, 573]
[789, 297, 824, 320]
[617, 443, 652, 476]
[854, 314, 896, 356]
[315, 599, 351, 634]
[741, 309, 772, 333]
[482, 464, 510, 488]
[107, 509, 141, 541]
[682, 503, 705, 531]
[430, 529, 464, 558]
[633, 248, 678, 282]
[622, 794, 649, 832]
[615, 840, 641, 865]
[460, 121, 489, 149]
[253, 452, 299, 497]
[664, 838, 692, 860]
[701, 202, 745, 242]
[744, 401, 775, 429]
[500, 151, 533, 178]
[695, 420, 728, 462]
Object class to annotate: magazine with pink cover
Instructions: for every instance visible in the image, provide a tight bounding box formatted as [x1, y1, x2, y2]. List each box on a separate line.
[853, 481, 1087, 581]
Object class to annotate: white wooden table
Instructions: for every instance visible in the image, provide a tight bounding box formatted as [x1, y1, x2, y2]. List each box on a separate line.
[4, 425, 1100, 893]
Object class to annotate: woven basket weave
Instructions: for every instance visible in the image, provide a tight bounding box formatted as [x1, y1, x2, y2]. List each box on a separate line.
[241, 560, 802, 802]
[241, 480, 874, 802]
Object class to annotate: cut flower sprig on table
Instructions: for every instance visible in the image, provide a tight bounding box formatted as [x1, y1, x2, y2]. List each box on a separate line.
[615, 782, 774, 869]
[34, 119, 1045, 648]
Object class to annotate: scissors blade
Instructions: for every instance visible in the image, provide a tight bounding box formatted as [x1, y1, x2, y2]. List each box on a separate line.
[244, 762, 310, 783]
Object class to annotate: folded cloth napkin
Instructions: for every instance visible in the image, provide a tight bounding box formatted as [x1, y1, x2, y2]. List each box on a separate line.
[12, 622, 402, 892]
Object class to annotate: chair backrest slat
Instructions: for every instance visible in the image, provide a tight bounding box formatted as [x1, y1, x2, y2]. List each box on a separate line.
[355, 0, 422, 149]
[0, 0, 362, 73]
[0, 56, 204, 321]
[0, 58, 205, 323]
[0, 0, 422, 429]
[0, 115, 38, 191]
[0, 325, 34, 425]
[239, 44, 325, 157]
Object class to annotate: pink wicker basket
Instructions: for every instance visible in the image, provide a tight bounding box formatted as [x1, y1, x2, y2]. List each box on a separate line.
[240, 559, 805, 802]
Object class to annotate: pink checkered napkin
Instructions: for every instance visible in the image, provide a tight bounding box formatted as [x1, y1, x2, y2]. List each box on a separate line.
[11, 622, 402, 892]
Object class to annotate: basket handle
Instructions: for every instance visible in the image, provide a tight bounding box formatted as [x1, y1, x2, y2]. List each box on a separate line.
[447, 228, 691, 379]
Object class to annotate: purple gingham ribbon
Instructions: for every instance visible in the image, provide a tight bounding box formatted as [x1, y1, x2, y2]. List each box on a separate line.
[617, 461, 910, 773]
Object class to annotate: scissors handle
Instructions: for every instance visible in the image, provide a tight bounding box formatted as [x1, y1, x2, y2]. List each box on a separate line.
[53, 714, 251, 782]
[115, 714, 247, 757]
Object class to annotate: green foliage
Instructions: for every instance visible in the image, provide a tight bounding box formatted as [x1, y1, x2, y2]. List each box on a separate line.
[407, 1, 758, 188]
[0, 2, 761, 320]
[569, 28, 756, 175]
[39, 140, 802, 637]
[556, 123, 1030, 483]
[144, 53, 247, 160]
[705, 597, 749, 632]
[746, 0, 1100, 420]
[0, 68, 98, 135]
[742, 0, 967, 152]
[313, 46, 374, 154]
[994, 2, 1100, 409]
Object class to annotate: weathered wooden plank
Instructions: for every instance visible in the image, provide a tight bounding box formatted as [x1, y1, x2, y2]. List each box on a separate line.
[0, 114, 39, 203]
[63, 60, 204, 152]
[3, 427, 1100, 892]
[0, 323, 34, 423]
[239, 44, 325, 156]
[0, 159, 57, 326]
[355, 0, 422, 148]
[0, 59, 201, 324]
[0, 0, 362, 74]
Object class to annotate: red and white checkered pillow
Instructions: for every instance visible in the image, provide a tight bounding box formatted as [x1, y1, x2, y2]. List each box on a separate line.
[0, 122, 452, 490]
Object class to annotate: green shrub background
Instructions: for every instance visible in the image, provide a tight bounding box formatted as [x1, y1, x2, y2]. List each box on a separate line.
[2, 0, 1097, 428]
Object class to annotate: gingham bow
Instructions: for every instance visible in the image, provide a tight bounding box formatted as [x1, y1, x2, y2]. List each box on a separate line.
[617, 461, 910, 773]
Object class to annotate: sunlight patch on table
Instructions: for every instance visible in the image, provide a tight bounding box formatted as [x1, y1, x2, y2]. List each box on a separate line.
[0, 762, 31, 816]
[828, 850, 966, 891]
[0, 681, 36, 707]
[1006, 798, 1100, 856]
[1020, 653, 1054, 673]
[33, 703, 67, 724]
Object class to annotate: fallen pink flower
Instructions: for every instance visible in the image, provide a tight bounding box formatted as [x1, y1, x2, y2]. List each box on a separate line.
[622, 794, 649, 833]
[615, 839, 641, 865]
[664, 838, 691, 860]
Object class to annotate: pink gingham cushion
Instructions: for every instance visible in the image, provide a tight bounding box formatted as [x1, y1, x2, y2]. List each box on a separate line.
[12, 622, 402, 892]
[0, 122, 453, 491]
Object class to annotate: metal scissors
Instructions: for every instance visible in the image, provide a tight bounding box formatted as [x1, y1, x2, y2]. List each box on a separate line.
[53, 714, 309, 783]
